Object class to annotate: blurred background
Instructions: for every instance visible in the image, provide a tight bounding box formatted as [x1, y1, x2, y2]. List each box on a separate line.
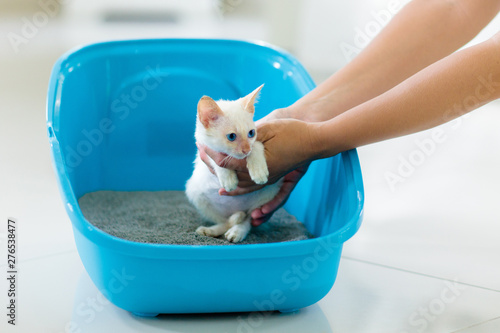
[1, 0, 495, 81]
[2, 0, 499, 86]
[1, 1, 500, 332]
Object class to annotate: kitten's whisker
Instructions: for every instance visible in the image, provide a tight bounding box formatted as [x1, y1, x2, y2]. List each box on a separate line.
[220, 155, 233, 168]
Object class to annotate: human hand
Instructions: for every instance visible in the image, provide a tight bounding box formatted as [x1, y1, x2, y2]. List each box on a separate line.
[198, 117, 319, 225]
[249, 164, 308, 226]
[199, 118, 316, 191]
[198, 143, 310, 226]
[196, 107, 291, 190]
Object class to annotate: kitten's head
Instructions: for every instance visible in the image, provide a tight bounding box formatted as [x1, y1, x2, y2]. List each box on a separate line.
[196, 84, 263, 159]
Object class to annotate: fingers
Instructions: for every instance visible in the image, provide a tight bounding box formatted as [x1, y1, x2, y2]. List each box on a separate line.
[250, 165, 309, 226]
[197, 143, 215, 175]
[219, 184, 265, 196]
[255, 121, 275, 143]
[198, 143, 248, 171]
[250, 213, 272, 227]
[255, 107, 288, 126]
[197, 142, 263, 190]
[250, 178, 296, 226]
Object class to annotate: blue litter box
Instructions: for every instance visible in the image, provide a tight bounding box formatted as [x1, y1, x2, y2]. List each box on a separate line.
[46, 39, 364, 316]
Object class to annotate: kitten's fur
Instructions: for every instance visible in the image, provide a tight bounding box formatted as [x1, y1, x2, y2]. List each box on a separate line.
[185, 85, 282, 243]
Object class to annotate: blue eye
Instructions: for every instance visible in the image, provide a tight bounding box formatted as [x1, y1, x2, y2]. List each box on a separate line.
[226, 133, 237, 141]
[248, 129, 255, 138]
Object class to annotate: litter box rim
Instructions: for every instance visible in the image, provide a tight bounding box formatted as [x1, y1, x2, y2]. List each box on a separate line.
[47, 38, 364, 260]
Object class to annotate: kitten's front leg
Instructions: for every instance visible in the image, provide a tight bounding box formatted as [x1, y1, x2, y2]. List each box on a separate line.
[246, 141, 269, 185]
[213, 164, 239, 192]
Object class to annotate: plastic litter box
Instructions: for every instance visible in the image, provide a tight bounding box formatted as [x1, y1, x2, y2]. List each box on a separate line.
[46, 39, 364, 316]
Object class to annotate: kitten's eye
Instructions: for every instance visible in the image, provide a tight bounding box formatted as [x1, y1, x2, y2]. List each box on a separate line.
[248, 129, 255, 138]
[226, 133, 237, 142]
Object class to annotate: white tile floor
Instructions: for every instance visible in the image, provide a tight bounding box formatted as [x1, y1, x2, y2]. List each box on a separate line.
[1, 11, 500, 333]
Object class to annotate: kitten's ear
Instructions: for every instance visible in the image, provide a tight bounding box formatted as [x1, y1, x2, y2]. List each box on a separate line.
[241, 84, 264, 113]
[198, 96, 223, 128]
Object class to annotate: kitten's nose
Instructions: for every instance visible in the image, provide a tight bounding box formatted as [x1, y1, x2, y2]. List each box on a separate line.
[241, 142, 251, 156]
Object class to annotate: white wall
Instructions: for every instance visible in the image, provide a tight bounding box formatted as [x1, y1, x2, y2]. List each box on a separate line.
[1, 0, 499, 83]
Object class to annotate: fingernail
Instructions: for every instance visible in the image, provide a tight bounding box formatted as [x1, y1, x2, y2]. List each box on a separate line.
[251, 210, 262, 219]
[252, 220, 262, 227]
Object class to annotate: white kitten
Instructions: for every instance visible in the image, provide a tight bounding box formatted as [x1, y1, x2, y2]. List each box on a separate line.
[185, 85, 282, 243]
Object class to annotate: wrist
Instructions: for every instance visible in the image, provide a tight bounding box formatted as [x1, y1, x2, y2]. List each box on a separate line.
[307, 120, 343, 160]
[282, 100, 325, 121]
[287, 93, 349, 123]
[276, 105, 299, 120]
[260, 107, 293, 124]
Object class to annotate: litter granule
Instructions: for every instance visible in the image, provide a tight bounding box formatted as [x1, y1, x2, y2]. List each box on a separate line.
[78, 190, 314, 245]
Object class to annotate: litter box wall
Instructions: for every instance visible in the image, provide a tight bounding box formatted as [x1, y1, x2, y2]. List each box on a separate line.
[50, 40, 309, 197]
[47, 39, 364, 315]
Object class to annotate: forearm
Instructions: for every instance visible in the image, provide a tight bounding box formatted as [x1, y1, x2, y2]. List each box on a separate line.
[289, 0, 500, 122]
[313, 34, 500, 158]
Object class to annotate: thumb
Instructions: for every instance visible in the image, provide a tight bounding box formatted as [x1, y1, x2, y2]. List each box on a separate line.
[256, 121, 277, 143]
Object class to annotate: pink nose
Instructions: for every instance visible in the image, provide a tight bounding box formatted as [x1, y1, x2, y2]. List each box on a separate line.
[240, 141, 251, 155]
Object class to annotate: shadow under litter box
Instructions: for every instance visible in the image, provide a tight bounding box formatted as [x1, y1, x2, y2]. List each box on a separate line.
[78, 191, 314, 245]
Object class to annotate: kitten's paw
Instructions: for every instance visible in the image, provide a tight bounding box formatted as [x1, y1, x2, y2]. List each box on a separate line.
[228, 211, 246, 227]
[225, 226, 247, 243]
[196, 226, 216, 237]
[219, 170, 238, 192]
[249, 164, 269, 185]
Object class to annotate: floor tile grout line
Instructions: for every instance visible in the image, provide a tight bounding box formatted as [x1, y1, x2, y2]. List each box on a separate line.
[0, 249, 78, 267]
[341, 256, 500, 293]
[451, 316, 500, 332]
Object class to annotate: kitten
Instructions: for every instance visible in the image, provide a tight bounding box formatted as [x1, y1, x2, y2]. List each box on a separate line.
[185, 85, 282, 243]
